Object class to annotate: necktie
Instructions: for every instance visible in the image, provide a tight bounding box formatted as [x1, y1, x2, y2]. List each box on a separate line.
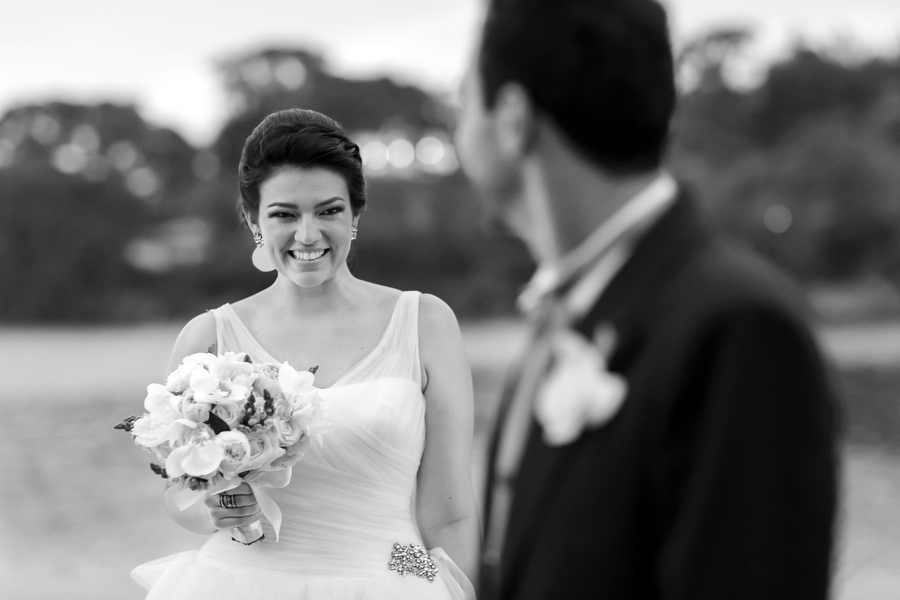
[482, 302, 564, 570]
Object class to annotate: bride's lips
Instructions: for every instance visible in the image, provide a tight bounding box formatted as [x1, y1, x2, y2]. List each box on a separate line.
[288, 249, 329, 262]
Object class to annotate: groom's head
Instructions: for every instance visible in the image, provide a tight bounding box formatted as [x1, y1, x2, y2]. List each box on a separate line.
[456, 0, 676, 184]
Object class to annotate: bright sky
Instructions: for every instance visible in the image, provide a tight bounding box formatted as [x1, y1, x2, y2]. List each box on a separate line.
[2, 0, 898, 145]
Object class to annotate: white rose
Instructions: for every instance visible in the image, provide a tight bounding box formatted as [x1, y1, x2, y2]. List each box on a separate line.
[244, 430, 286, 471]
[214, 431, 252, 478]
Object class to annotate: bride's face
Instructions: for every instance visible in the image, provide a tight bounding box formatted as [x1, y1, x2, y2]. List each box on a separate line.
[255, 166, 357, 289]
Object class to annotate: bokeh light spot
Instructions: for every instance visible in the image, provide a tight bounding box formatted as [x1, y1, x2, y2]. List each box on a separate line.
[387, 139, 415, 169]
[764, 204, 792, 234]
[108, 141, 140, 171]
[362, 141, 389, 170]
[71, 124, 101, 154]
[274, 58, 307, 90]
[51, 144, 89, 174]
[242, 58, 274, 88]
[416, 136, 445, 166]
[127, 167, 161, 198]
[31, 114, 61, 145]
[0, 119, 27, 145]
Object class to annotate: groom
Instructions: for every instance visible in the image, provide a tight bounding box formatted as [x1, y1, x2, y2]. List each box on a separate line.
[455, 0, 838, 599]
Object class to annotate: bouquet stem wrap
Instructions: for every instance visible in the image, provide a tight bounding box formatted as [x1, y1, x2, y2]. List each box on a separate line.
[171, 469, 292, 542]
[230, 520, 264, 545]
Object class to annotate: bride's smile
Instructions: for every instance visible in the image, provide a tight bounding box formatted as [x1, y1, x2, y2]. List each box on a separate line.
[288, 249, 329, 262]
[254, 165, 358, 288]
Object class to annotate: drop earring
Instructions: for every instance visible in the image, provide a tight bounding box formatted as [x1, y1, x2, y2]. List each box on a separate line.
[351, 226, 358, 241]
[251, 232, 275, 272]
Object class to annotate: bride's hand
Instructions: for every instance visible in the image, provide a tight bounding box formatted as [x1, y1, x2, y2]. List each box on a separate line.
[204, 483, 261, 531]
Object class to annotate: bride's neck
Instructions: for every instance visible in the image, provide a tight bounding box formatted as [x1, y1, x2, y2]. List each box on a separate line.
[269, 269, 358, 317]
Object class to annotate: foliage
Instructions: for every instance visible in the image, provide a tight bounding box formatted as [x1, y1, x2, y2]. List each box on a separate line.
[669, 33, 900, 292]
[2, 37, 899, 323]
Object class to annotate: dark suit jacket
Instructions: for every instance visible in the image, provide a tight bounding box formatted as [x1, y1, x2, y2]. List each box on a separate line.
[481, 193, 838, 600]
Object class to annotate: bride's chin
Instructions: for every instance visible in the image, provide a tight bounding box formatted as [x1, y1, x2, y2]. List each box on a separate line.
[288, 274, 327, 289]
[282, 268, 334, 289]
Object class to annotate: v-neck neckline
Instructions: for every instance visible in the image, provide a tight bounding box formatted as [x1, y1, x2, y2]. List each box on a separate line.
[222, 292, 405, 389]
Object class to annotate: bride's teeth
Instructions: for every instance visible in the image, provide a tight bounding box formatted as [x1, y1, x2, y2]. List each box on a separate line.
[291, 249, 327, 261]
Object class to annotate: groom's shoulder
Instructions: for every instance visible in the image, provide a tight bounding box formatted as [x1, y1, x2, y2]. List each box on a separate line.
[673, 230, 813, 326]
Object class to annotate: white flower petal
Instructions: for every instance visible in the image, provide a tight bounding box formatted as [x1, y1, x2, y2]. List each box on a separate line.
[534, 327, 628, 446]
[180, 441, 225, 477]
[165, 445, 191, 478]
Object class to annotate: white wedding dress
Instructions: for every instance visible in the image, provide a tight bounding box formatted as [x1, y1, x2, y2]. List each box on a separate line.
[131, 291, 474, 599]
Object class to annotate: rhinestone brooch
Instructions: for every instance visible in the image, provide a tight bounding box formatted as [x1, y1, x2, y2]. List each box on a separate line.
[388, 542, 438, 582]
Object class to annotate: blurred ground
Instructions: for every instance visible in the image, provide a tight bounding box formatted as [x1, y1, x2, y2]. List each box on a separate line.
[0, 319, 897, 599]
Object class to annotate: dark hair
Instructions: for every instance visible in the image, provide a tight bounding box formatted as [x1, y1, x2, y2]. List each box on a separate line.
[238, 108, 366, 222]
[478, 0, 676, 174]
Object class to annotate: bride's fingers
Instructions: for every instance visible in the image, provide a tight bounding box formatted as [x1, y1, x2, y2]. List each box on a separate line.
[204, 489, 257, 509]
[212, 512, 263, 530]
[208, 504, 261, 527]
[204, 487, 261, 530]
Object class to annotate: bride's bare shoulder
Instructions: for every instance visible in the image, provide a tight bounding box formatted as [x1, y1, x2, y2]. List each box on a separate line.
[417, 293, 461, 339]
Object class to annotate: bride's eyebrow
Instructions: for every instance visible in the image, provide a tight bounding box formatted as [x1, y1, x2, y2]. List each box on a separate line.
[314, 197, 346, 208]
[265, 197, 346, 211]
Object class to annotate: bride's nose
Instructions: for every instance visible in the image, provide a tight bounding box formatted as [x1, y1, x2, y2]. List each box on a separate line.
[294, 218, 322, 244]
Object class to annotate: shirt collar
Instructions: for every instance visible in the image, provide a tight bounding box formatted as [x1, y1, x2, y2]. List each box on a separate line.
[517, 171, 678, 319]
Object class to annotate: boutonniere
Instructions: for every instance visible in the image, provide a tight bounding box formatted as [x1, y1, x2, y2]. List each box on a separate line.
[534, 324, 628, 446]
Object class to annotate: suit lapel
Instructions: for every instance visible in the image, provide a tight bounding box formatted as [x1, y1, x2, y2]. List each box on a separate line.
[499, 192, 713, 589]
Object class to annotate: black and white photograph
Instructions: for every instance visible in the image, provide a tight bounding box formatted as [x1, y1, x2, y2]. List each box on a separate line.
[1, 1, 898, 598]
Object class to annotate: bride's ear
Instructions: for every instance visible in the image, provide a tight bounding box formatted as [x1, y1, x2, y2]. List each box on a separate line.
[493, 82, 538, 159]
[243, 211, 257, 233]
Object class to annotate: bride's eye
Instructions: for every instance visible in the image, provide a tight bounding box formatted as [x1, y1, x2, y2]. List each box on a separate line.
[320, 207, 344, 216]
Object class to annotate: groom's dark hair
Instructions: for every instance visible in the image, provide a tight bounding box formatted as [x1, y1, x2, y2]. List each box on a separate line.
[478, 0, 676, 175]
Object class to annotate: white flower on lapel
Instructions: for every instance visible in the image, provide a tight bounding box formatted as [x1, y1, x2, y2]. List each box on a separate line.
[534, 325, 627, 446]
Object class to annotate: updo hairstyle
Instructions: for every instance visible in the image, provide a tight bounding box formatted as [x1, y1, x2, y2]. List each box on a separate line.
[238, 108, 367, 223]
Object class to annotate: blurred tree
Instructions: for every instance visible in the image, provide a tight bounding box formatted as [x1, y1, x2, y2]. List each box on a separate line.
[672, 28, 758, 166]
[748, 49, 900, 145]
[4, 38, 899, 324]
[212, 48, 452, 175]
[0, 164, 150, 321]
[0, 103, 199, 321]
[677, 27, 755, 92]
[669, 32, 900, 299]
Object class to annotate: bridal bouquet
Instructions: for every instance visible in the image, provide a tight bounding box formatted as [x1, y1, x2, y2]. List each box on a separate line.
[115, 351, 330, 545]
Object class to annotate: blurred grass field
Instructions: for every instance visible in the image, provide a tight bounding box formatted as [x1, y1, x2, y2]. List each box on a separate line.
[1, 320, 898, 599]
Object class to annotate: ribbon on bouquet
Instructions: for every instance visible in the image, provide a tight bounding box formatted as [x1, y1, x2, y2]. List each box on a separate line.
[169, 467, 293, 541]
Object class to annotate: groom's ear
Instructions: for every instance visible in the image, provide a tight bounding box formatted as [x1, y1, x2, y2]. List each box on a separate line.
[493, 82, 537, 159]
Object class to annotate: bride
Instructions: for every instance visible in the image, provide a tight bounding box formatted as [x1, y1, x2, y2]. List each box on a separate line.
[131, 108, 479, 599]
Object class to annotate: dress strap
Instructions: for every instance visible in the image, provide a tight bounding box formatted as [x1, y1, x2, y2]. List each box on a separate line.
[380, 291, 424, 389]
[208, 304, 272, 361]
[208, 306, 228, 355]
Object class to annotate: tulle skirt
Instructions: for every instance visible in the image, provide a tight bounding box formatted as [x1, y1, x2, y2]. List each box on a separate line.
[132, 546, 474, 600]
